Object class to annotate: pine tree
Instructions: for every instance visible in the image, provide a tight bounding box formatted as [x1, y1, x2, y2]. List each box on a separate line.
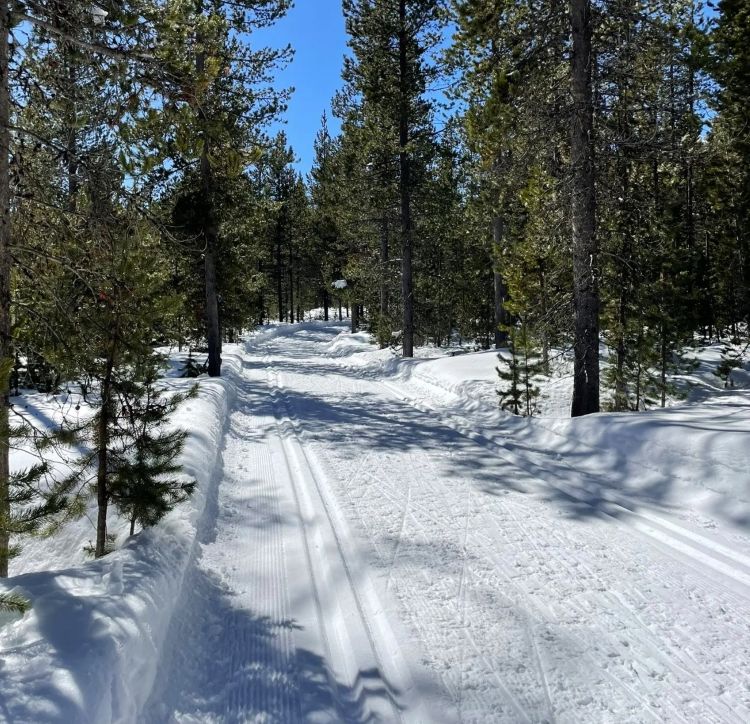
[106, 356, 196, 537]
[497, 322, 541, 417]
[143, 0, 292, 374]
[340, 0, 444, 357]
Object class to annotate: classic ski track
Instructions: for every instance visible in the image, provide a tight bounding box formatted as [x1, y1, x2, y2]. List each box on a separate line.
[246, 328, 750, 722]
[376, 378, 750, 596]
[268, 364, 564, 721]
[145, 372, 302, 723]
[264, 353, 431, 724]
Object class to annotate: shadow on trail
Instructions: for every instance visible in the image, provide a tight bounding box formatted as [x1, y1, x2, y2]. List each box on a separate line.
[247, 328, 750, 530]
[142, 560, 394, 724]
[144, 373, 414, 724]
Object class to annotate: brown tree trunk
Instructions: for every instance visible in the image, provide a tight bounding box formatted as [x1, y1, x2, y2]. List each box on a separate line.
[351, 298, 359, 333]
[380, 216, 389, 347]
[0, 0, 10, 577]
[196, 6, 221, 377]
[276, 234, 284, 322]
[399, 0, 414, 358]
[570, 0, 599, 416]
[288, 254, 294, 323]
[95, 356, 115, 558]
[492, 215, 509, 349]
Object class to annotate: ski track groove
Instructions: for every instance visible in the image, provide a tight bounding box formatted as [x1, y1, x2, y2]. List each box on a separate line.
[377, 378, 750, 596]
[269, 332, 749, 722]
[145, 325, 750, 724]
[266, 359, 433, 723]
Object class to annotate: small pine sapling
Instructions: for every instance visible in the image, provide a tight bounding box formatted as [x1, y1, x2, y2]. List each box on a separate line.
[181, 350, 206, 378]
[108, 357, 197, 536]
[497, 323, 542, 416]
[714, 346, 743, 388]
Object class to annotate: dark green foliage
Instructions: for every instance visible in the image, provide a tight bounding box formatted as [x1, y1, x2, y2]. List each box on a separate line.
[108, 360, 197, 535]
[497, 324, 541, 417]
[714, 346, 744, 388]
[0, 591, 31, 614]
[181, 353, 206, 378]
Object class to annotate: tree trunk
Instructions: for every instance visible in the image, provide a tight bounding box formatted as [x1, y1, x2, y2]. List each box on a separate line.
[288, 261, 294, 324]
[351, 301, 359, 333]
[295, 270, 301, 322]
[323, 289, 329, 321]
[492, 215, 509, 348]
[276, 234, 284, 322]
[196, 8, 221, 377]
[380, 216, 389, 347]
[399, 0, 414, 358]
[95, 357, 115, 558]
[338, 297, 342, 321]
[570, 0, 599, 416]
[203, 224, 221, 376]
[0, 0, 10, 577]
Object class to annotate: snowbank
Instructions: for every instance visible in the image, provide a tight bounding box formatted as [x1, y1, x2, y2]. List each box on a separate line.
[0, 348, 242, 724]
[324, 328, 750, 538]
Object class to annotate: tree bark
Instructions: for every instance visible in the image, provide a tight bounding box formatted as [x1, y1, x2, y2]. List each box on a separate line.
[398, 0, 414, 358]
[380, 216, 389, 348]
[196, 3, 221, 377]
[570, 0, 599, 416]
[288, 252, 294, 323]
[0, 0, 10, 577]
[95, 355, 115, 558]
[276, 233, 284, 322]
[492, 215, 509, 348]
[351, 300, 359, 333]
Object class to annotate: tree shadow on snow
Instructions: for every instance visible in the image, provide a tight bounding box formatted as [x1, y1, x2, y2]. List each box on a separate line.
[242, 337, 750, 532]
[142, 561, 397, 723]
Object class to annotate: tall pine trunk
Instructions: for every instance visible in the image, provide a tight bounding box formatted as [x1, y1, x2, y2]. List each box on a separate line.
[351, 301, 359, 333]
[276, 233, 284, 322]
[570, 0, 599, 416]
[380, 216, 389, 346]
[0, 0, 10, 577]
[196, 4, 221, 377]
[95, 355, 115, 558]
[492, 215, 509, 348]
[399, 0, 414, 358]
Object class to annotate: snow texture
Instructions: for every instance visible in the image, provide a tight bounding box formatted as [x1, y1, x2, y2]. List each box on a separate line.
[1, 323, 750, 723]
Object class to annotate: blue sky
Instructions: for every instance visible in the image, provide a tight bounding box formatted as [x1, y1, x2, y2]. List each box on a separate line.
[256, 1, 348, 173]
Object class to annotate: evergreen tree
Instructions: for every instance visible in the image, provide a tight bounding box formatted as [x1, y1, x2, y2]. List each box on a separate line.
[497, 322, 541, 417]
[340, 0, 444, 357]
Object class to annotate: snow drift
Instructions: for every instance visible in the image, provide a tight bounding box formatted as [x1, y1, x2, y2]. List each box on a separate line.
[0, 348, 241, 724]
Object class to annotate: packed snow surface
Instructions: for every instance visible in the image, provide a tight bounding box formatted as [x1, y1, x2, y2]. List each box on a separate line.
[1, 321, 749, 723]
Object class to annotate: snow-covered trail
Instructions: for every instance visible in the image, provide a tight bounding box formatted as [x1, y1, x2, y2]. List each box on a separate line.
[146, 323, 750, 723]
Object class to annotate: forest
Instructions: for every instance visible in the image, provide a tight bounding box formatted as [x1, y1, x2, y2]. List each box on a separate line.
[0, 0, 747, 588]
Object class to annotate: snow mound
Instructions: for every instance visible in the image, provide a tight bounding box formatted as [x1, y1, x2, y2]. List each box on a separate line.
[0, 349, 242, 723]
[324, 330, 374, 357]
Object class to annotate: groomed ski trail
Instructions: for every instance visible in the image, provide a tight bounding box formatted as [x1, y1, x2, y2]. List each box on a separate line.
[146, 322, 750, 723]
[143, 333, 445, 724]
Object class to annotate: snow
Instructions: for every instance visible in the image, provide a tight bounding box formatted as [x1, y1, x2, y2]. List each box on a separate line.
[1, 324, 750, 722]
[0, 348, 241, 723]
